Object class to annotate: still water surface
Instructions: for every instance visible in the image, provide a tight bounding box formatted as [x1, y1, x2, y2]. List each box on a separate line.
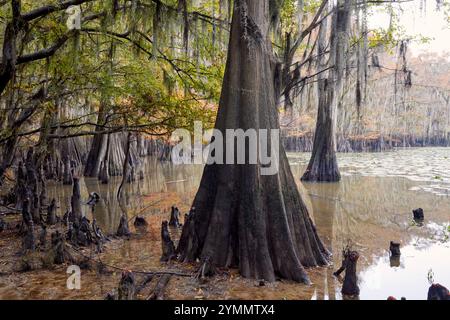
[46, 147, 450, 300]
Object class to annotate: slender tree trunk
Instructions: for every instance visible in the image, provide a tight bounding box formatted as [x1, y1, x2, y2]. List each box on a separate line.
[302, 0, 350, 182]
[117, 132, 132, 199]
[84, 104, 107, 177]
[177, 0, 329, 284]
[99, 133, 110, 184]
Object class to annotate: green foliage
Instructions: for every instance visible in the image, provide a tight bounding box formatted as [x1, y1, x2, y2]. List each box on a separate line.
[0, 0, 226, 139]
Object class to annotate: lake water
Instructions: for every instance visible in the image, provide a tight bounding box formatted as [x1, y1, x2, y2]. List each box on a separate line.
[44, 147, 450, 300]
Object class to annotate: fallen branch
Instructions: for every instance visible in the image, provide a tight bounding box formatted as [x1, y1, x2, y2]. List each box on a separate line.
[148, 274, 172, 300]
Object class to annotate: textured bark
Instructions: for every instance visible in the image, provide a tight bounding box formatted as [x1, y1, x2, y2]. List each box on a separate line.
[302, 1, 351, 182]
[177, 0, 329, 283]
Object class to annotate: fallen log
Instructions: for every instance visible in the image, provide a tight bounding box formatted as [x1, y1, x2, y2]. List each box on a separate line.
[148, 274, 172, 300]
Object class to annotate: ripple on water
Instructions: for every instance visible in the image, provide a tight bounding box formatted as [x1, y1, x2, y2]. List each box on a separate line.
[288, 147, 450, 197]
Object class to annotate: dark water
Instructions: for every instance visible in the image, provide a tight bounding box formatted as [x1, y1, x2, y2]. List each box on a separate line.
[46, 148, 450, 300]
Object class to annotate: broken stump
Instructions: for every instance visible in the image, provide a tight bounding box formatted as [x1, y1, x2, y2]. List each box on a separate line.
[116, 215, 131, 237]
[389, 241, 401, 257]
[118, 271, 136, 300]
[428, 283, 450, 300]
[134, 216, 148, 228]
[413, 208, 424, 222]
[169, 206, 180, 228]
[160, 221, 176, 262]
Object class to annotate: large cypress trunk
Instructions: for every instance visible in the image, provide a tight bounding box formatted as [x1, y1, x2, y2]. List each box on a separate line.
[302, 1, 350, 182]
[177, 0, 329, 283]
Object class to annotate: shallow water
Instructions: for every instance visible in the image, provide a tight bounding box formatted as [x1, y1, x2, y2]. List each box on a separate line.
[39, 148, 450, 299]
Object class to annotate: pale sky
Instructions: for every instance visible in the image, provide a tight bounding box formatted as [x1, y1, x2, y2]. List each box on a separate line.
[368, 0, 450, 56]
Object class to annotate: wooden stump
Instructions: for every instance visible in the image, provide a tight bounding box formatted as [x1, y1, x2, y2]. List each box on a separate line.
[390, 255, 401, 268]
[334, 248, 360, 297]
[92, 218, 105, 243]
[169, 206, 180, 228]
[22, 220, 36, 252]
[134, 216, 148, 228]
[389, 241, 401, 257]
[51, 231, 68, 264]
[342, 251, 360, 296]
[116, 215, 131, 237]
[413, 208, 424, 221]
[118, 271, 136, 300]
[79, 216, 94, 245]
[428, 284, 450, 300]
[160, 221, 176, 262]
